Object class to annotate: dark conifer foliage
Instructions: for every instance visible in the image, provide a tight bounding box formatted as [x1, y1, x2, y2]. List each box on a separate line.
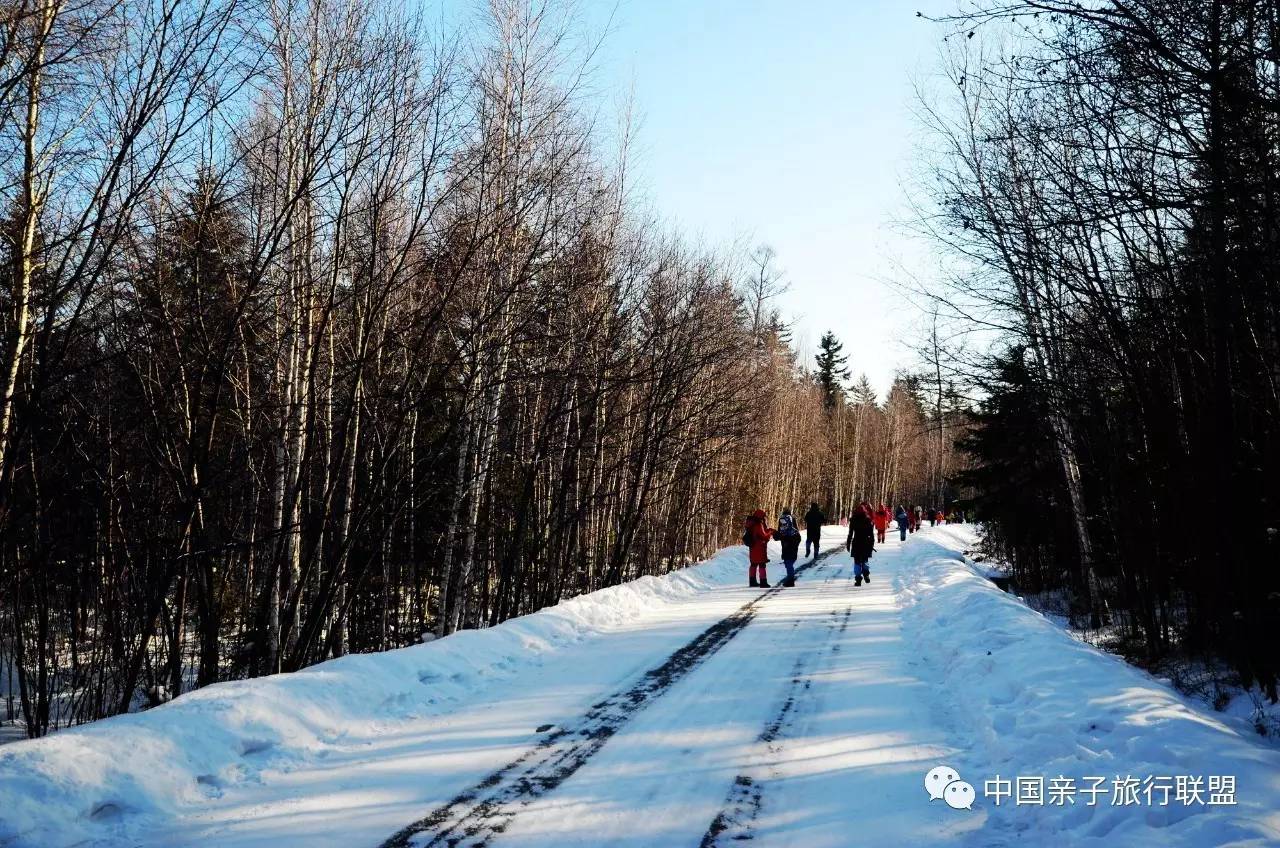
[929, 0, 1280, 703]
[814, 330, 851, 410]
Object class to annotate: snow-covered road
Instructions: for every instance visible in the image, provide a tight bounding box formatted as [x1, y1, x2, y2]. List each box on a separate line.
[374, 539, 962, 848]
[3, 526, 1279, 847]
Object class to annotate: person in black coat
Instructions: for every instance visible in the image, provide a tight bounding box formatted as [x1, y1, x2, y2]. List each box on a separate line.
[804, 502, 825, 558]
[845, 503, 875, 586]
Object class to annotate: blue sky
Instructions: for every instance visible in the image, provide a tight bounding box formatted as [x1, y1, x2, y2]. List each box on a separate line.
[436, 0, 957, 397]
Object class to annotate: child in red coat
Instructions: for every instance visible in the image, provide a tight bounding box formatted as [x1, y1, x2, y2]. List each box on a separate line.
[872, 504, 890, 543]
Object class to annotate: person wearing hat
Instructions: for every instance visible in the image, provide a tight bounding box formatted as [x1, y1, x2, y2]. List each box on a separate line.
[744, 508, 775, 588]
[777, 507, 802, 587]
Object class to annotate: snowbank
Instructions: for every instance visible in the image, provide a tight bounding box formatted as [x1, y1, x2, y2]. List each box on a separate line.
[0, 542, 761, 848]
[898, 526, 1280, 847]
[9, 525, 1277, 848]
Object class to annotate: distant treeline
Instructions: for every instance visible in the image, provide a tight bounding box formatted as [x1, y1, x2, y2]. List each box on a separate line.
[0, 0, 960, 737]
[926, 1, 1280, 703]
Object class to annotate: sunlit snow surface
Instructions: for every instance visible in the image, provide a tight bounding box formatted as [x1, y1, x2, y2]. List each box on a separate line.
[2, 526, 1278, 847]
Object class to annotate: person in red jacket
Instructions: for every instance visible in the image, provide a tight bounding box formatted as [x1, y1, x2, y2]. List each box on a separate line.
[744, 509, 774, 588]
[872, 504, 890, 544]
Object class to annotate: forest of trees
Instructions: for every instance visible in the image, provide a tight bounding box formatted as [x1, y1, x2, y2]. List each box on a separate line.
[922, 0, 1280, 711]
[0, 0, 962, 737]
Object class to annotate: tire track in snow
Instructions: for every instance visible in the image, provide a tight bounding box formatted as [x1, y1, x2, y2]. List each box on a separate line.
[379, 547, 846, 848]
[699, 603, 854, 847]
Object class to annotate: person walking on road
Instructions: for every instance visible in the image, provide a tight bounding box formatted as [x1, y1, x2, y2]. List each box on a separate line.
[777, 507, 802, 587]
[804, 502, 825, 558]
[873, 504, 890, 544]
[895, 505, 910, 542]
[846, 501, 875, 586]
[744, 509, 774, 588]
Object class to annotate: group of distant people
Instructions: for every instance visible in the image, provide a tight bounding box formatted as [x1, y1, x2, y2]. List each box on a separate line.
[883, 504, 965, 539]
[742, 501, 966, 588]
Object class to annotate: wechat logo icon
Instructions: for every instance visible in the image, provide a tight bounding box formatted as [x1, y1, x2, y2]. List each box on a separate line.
[924, 765, 975, 811]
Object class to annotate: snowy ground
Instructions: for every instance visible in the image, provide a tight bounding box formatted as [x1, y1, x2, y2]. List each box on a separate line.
[992, 557, 1280, 744]
[2, 526, 1279, 847]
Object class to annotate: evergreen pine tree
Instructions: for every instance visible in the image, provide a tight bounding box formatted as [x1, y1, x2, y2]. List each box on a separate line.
[814, 330, 851, 410]
[849, 373, 877, 407]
